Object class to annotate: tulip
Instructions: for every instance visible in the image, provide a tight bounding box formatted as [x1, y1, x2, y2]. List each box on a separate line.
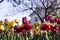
[23, 24, 32, 31]
[51, 26, 59, 33]
[4, 19, 10, 30]
[14, 19, 19, 23]
[14, 27, 23, 33]
[45, 16, 51, 21]
[55, 18, 60, 24]
[58, 27, 60, 31]
[22, 16, 32, 31]
[50, 19, 55, 23]
[34, 21, 41, 26]
[14, 25, 24, 33]
[50, 16, 57, 23]
[0, 25, 5, 31]
[56, 26, 59, 32]
[0, 21, 5, 31]
[41, 24, 51, 31]
[14, 24, 32, 33]
[33, 21, 41, 29]
[4, 18, 9, 25]
[8, 20, 15, 29]
[22, 16, 30, 24]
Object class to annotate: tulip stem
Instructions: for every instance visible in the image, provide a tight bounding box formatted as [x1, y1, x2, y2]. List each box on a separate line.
[19, 33, 22, 40]
[26, 31, 28, 40]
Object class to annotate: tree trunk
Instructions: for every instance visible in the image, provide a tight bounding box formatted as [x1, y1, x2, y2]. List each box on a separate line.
[45, 9, 47, 17]
[36, 14, 43, 23]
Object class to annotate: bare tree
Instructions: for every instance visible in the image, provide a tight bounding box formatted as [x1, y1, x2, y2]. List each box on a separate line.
[25, 0, 60, 21]
[7, 0, 60, 21]
[32, 0, 59, 17]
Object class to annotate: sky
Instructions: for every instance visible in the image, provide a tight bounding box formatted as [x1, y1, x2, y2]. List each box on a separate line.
[0, 0, 60, 24]
[0, 0, 33, 24]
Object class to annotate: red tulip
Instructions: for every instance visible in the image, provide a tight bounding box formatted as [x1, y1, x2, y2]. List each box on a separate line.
[33, 29, 37, 33]
[51, 26, 59, 33]
[14, 27, 23, 33]
[45, 16, 51, 21]
[22, 16, 32, 31]
[14, 24, 32, 33]
[23, 24, 32, 31]
[58, 27, 60, 31]
[56, 27, 59, 32]
[22, 16, 30, 24]
[50, 19, 55, 23]
[55, 18, 60, 24]
[14, 25, 24, 33]
[40, 24, 51, 31]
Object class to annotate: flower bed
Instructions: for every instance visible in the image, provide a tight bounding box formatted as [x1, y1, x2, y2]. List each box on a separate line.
[0, 16, 60, 40]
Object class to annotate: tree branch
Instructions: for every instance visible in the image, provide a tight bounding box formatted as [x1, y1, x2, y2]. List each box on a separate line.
[13, 0, 21, 5]
[0, 0, 4, 3]
[55, 7, 60, 10]
[47, 7, 60, 14]
[47, 0, 56, 9]
[34, 11, 42, 22]
[46, 1, 48, 8]
[40, 0, 46, 8]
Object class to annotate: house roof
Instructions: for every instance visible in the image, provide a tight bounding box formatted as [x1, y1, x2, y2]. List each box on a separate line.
[29, 12, 35, 16]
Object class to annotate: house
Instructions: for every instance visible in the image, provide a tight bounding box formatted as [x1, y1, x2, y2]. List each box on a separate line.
[29, 7, 45, 24]
[29, 12, 39, 25]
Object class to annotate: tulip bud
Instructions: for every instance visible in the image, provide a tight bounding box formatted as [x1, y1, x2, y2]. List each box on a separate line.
[4, 18, 10, 27]
[22, 16, 30, 24]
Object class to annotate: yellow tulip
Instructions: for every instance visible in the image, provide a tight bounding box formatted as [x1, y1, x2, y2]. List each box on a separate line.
[0, 25, 5, 31]
[0, 21, 4, 31]
[8, 20, 15, 29]
[4, 19, 10, 25]
[34, 21, 41, 26]
[33, 21, 41, 29]
[14, 19, 19, 23]
[35, 26, 39, 29]
[0, 21, 3, 25]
